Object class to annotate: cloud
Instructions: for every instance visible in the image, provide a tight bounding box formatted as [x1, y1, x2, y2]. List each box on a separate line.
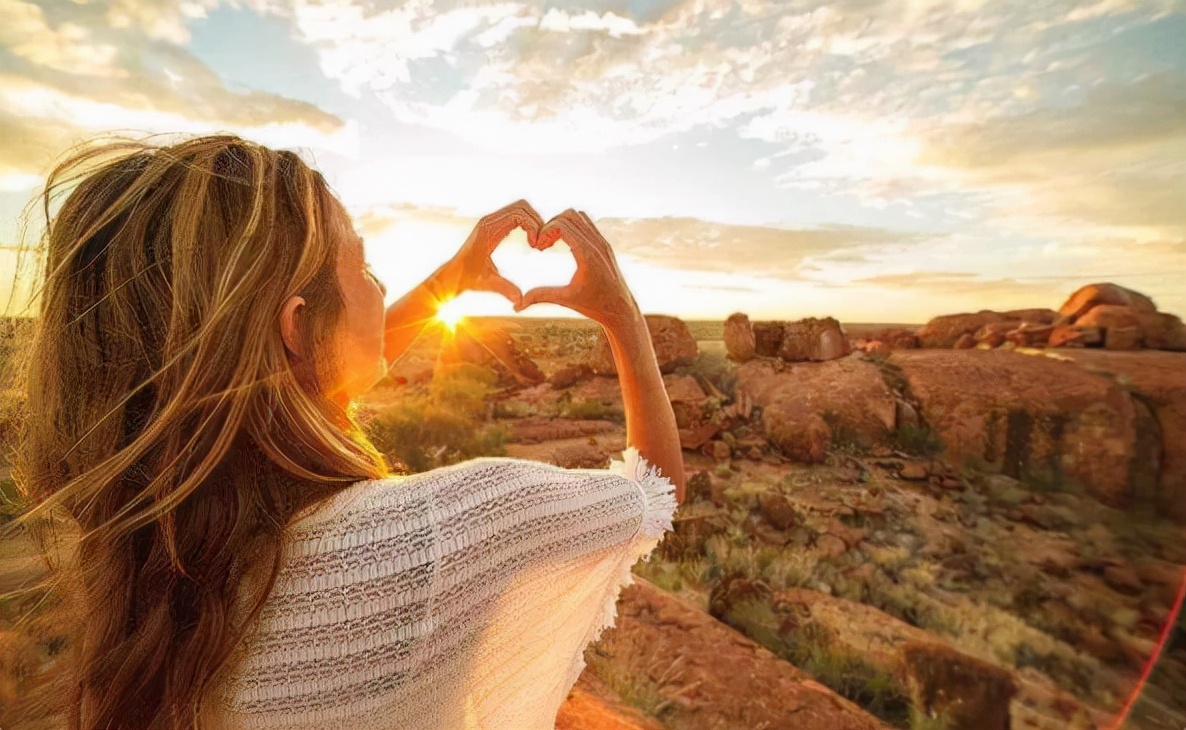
[917, 71, 1186, 236]
[0, 0, 351, 180]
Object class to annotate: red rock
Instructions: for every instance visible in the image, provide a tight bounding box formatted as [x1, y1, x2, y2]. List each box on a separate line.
[894, 350, 1141, 508]
[664, 374, 707, 404]
[1105, 326, 1143, 350]
[757, 491, 799, 530]
[974, 321, 1018, 348]
[762, 399, 832, 463]
[599, 579, 894, 730]
[1004, 308, 1059, 325]
[556, 672, 667, 730]
[1059, 283, 1157, 321]
[1047, 325, 1085, 348]
[1151, 313, 1186, 351]
[723, 312, 756, 363]
[1076, 304, 1144, 331]
[954, 333, 977, 349]
[509, 417, 618, 443]
[899, 642, 1017, 730]
[705, 440, 732, 461]
[552, 443, 611, 468]
[752, 321, 784, 357]
[919, 311, 1007, 348]
[1103, 564, 1143, 595]
[736, 358, 897, 449]
[864, 341, 892, 357]
[778, 317, 852, 362]
[549, 363, 592, 389]
[588, 314, 698, 375]
[899, 462, 929, 480]
[679, 422, 722, 451]
[1058, 350, 1186, 522]
[1005, 323, 1054, 347]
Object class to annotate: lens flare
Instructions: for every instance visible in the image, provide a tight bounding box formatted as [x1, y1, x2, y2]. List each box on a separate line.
[436, 297, 467, 331]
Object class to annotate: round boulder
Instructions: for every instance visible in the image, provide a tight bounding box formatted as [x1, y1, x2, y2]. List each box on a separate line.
[724, 313, 756, 363]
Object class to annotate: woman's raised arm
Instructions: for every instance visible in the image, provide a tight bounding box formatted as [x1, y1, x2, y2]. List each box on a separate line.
[515, 209, 687, 506]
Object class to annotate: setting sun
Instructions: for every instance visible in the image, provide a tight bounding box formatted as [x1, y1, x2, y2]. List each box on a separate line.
[436, 297, 468, 331]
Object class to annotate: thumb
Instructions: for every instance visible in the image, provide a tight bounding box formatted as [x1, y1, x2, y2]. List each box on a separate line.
[515, 286, 569, 312]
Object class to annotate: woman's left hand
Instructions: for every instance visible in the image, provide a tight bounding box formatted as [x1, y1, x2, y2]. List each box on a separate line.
[431, 199, 544, 307]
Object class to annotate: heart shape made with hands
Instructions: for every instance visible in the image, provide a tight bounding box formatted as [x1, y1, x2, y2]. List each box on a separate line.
[486, 219, 579, 311]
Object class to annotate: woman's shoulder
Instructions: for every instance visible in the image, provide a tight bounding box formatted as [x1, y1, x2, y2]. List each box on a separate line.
[284, 457, 541, 534]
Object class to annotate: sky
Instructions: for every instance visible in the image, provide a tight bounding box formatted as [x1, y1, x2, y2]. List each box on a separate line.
[1, 0, 1184, 323]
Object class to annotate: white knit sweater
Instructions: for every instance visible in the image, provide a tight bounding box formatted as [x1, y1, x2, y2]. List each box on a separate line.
[207, 446, 678, 730]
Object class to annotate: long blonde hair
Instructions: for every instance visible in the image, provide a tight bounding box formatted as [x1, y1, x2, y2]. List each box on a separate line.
[0, 134, 402, 728]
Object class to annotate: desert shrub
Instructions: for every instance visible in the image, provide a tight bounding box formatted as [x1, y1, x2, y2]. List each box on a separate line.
[821, 410, 865, 453]
[559, 399, 623, 422]
[363, 363, 510, 473]
[892, 424, 943, 459]
[490, 400, 535, 419]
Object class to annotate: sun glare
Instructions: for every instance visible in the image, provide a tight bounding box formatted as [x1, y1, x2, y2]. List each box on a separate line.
[436, 297, 467, 331]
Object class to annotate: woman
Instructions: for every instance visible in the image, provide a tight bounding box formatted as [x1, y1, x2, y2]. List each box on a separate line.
[0, 134, 685, 729]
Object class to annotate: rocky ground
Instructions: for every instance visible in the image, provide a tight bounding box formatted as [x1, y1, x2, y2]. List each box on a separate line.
[375, 305, 1186, 729]
[2, 287, 1184, 729]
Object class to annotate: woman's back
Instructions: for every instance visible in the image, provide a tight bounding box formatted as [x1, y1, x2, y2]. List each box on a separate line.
[208, 448, 676, 730]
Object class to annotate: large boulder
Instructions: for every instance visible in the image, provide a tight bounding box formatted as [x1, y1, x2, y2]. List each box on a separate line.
[899, 642, 1017, 730]
[592, 578, 893, 730]
[723, 313, 756, 363]
[1058, 283, 1156, 322]
[917, 311, 1006, 348]
[1059, 351, 1186, 522]
[664, 374, 708, 429]
[588, 315, 698, 375]
[892, 350, 1141, 508]
[778, 317, 852, 362]
[752, 321, 785, 357]
[735, 358, 896, 449]
[762, 399, 832, 463]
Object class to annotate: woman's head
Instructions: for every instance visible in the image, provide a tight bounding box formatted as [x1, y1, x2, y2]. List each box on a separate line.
[1, 133, 398, 729]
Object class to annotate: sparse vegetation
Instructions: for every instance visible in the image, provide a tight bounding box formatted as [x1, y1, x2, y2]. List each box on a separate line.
[361, 361, 511, 472]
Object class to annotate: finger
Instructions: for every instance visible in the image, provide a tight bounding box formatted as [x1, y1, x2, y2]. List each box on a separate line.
[488, 199, 543, 248]
[479, 274, 523, 308]
[536, 218, 590, 268]
[515, 285, 571, 312]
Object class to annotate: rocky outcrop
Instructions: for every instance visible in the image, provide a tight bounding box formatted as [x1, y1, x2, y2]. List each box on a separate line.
[914, 284, 1184, 353]
[556, 671, 666, 730]
[1058, 351, 1186, 522]
[778, 317, 852, 361]
[727, 316, 851, 362]
[1058, 283, 1156, 321]
[549, 363, 593, 389]
[588, 315, 698, 375]
[918, 311, 1007, 348]
[587, 578, 893, 730]
[762, 399, 832, 464]
[899, 642, 1017, 730]
[892, 350, 1167, 511]
[735, 359, 897, 455]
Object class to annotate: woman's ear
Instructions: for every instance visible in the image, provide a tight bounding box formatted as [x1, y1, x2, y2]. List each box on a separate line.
[280, 295, 306, 360]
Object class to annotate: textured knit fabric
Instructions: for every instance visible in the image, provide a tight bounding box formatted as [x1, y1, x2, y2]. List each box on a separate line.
[207, 446, 678, 730]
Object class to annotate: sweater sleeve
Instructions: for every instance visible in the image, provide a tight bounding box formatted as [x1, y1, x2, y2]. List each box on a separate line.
[209, 447, 678, 730]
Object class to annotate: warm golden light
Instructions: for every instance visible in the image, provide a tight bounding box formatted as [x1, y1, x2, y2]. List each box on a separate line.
[436, 297, 467, 331]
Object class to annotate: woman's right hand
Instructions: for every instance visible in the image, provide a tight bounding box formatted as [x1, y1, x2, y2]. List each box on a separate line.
[512, 209, 642, 331]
